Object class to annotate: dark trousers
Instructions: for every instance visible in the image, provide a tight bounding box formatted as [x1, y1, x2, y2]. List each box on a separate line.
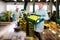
[34, 31, 42, 40]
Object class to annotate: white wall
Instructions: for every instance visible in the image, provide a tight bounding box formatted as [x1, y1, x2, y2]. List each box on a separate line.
[0, 1, 6, 13]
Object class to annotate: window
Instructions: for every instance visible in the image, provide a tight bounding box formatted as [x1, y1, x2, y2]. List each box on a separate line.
[52, 5, 56, 11]
[7, 5, 24, 11]
[30, 5, 33, 12]
[29, 4, 47, 12]
[0, 5, 5, 13]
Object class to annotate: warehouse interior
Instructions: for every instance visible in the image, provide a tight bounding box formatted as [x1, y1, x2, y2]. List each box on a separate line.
[0, 0, 60, 40]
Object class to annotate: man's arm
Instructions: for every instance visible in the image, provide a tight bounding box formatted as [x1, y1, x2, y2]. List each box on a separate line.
[35, 9, 39, 15]
[19, 11, 23, 18]
[43, 10, 49, 20]
[11, 11, 14, 17]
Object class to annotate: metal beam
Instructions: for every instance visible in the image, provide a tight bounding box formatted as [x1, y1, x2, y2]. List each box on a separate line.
[56, 0, 59, 18]
[24, 0, 28, 10]
[50, 0, 52, 17]
[33, 0, 35, 13]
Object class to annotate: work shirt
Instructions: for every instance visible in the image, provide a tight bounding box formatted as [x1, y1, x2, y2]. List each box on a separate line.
[34, 8, 49, 32]
[11, 10, 22, 20]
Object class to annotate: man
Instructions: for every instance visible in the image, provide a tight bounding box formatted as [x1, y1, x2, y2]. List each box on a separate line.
[11, 7, 22, 21]
[50, 11, 56, 22]
[34, 2, 49, 40]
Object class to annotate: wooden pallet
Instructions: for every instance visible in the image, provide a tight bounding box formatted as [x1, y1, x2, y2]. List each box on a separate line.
[0, 22, 10, 26]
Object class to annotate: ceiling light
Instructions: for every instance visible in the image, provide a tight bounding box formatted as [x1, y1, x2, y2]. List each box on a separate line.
[54, 0, 56, 2]
[14, 0, 17, 1]
[46, 0, 49, 2]
[30, 0, 32, 1]
[38, 0, 40, 2]
[22, 0, 24, 1]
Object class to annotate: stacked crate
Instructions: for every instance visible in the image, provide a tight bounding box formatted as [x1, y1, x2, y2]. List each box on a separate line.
[19, 18, 27, 31]
[29, 23, 34, 37]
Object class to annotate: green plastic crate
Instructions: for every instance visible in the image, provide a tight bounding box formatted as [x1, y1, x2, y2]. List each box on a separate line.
[56, 19, 60, 25]
[25, 14, 44, 24]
